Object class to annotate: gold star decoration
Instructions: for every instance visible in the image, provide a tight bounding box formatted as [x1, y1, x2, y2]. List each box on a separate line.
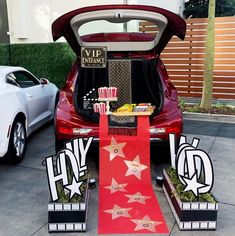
[104, 204, 132, 220]
[103, 137, 127, 161]
[131, 215, 162, 232]
[104, 178, 128, 194]
[124, 155, 148, 180]
[125, 192, 151, 204]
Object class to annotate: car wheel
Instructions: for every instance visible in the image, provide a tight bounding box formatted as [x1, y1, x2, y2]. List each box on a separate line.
[151, 140, 180, 164]
[55, 138, 65, 154]
[1, 119, 27, 164]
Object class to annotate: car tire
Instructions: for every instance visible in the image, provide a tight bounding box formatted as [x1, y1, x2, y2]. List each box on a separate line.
[1, 118, 27, 165]
[151, 139, 180, 164]
[150, 143, 170, 164]
[55, 138, 65, 154]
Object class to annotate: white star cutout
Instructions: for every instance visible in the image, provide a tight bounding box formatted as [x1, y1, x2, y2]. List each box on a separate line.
[180, 172, 208, 197]
[104, 204, 132, 220]
[104, 178, 128, 194]
[124, 155, 148, 180]
[103, 137, 127, 161]
[131, 215, 162, 232]
[64, 177, 83, 199]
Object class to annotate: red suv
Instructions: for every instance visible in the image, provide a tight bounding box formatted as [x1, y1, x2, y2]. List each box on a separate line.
[52, 5, 186, 153]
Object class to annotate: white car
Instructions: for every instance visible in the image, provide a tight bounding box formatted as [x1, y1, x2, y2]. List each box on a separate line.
[0, 66, 58, 164]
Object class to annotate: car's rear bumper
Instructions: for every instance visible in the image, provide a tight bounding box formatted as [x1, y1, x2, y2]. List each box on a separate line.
[55, 104, 183, 145]
[55, 123, 182, 144]
[90, 137, 165, 143]
[56, 137, 168, 148]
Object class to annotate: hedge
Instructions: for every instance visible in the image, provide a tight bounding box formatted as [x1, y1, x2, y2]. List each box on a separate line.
[0, 43, 76, 88]
[0, 44, 10, 65]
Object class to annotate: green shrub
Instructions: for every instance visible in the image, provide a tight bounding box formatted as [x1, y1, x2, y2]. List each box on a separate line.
[179, 97, 186, 109]
[56, 162, 89, 203]
[0, 44, 10, 65]
[166, 166, 216, 203]
[0, 43, 76, 88]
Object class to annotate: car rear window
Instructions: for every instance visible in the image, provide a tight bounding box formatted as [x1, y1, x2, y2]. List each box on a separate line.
[79, 19, 159, 38]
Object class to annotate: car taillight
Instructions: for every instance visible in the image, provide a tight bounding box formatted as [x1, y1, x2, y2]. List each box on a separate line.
[166, 127, 181, 134]
[58, 126, 73, 135]
[58, 127, 93, 135]
[150, 127, 181, 135]
[73, 128, 92, 135]
[150, 128, 166, 134]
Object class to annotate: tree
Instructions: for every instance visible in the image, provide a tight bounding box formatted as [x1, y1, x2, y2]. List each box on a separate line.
[184, 0, 235, 18]
[200, 0, 216, 109]
[184, 0, 208, 18]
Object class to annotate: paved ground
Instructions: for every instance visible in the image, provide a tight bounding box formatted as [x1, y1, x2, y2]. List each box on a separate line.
[0, 120, 235, 236]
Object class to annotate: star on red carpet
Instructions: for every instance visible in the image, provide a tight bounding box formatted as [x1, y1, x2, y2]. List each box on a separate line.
[125, 192, 151, 204]
[124, 155, 148, 179]
[131, 215, 162, 232]
[104, 204, 132, 220]
[103, 137, 127, 161]
[104, 178, 128, 194]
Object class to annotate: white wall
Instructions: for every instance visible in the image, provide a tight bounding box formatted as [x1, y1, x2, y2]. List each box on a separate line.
[6, 0, 184, 44]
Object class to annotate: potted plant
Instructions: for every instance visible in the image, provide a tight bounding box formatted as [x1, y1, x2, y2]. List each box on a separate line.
[163, 167, 218, 230]
[45, 137, 95, 232]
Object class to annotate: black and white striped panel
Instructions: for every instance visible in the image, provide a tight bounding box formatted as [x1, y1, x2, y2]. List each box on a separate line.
[48, 222, 86, 232]
[48, 203, 86, 211]
[182, 202, 218, 211]
[181, 221, 217, 230]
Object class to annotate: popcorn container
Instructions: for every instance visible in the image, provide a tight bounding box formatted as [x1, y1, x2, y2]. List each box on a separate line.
[107, 88, 112, 99]
[93, 103, 100, 113]
[103, 87, 108, 99]
[98, 88, 103, 99]
[110, 87, 117, 98]
[99, 102, 106, 114]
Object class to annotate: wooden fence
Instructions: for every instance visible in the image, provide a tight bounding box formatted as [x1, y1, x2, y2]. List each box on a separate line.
[139, 17, 235, 99]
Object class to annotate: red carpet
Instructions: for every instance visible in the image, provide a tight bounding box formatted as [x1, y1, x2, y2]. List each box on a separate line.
[98, 115, 169, 234]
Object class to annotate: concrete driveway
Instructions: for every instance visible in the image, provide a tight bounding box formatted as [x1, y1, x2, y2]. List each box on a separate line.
[0, 120, 235, 236]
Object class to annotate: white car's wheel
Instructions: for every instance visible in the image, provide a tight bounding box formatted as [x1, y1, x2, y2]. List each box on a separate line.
[1, 118, 27, 164]
[13, 121, 26, 159]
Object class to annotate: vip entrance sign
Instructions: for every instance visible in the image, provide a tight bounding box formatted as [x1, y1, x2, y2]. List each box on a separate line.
[81, 46, 107, 68]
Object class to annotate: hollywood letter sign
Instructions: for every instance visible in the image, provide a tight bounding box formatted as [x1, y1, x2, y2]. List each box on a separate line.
[45, 137, 93, 201]
[169, 134, 214, 197]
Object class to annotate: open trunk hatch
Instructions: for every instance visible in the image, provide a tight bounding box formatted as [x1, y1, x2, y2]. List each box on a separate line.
[52, 5, 186, 55]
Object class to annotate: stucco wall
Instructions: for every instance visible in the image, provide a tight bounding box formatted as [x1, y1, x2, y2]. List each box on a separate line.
[6, 0, 184, 44]
[0, 0, 9, 43]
